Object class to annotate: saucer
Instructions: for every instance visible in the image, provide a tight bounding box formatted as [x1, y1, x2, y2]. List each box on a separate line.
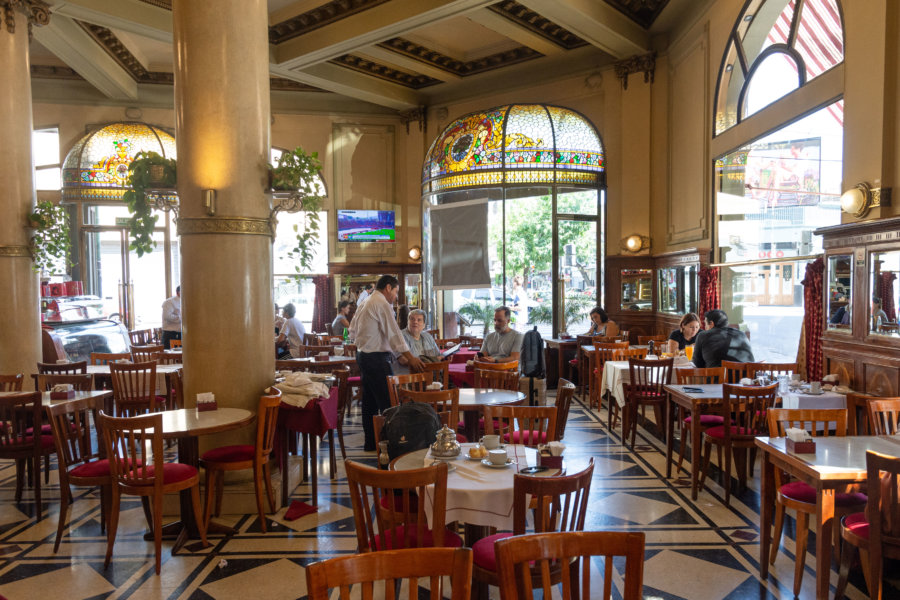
[804, 390, 826, 396]
[465, 453, 486, 461]
[481, 458, 515, 468]
[430, 460, 457, 472]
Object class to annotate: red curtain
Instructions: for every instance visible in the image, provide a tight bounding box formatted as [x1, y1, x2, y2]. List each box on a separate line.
[801, 256, 824, 382]
[697, 267, 720, 328]
[879, 271, 897, 322]
[311, 275, 333, 333]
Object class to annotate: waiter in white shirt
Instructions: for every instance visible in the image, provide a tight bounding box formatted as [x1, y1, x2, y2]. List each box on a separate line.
[356, 283, 373, 306]
[161, 285, 181, 349]
[349, 275, 424, 451]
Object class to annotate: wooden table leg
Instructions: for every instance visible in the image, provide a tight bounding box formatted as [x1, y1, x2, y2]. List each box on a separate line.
[309, 433, 318, 505]
[690, 407, 702, 500]
[665, 397, 675, 478]
[759, 451, 774, 580]
[281, 429, 290, 506]
[815, 487, 836, 599]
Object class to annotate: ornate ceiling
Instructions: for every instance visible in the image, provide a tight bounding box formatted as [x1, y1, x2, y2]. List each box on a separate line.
[31, 0, 687, 112]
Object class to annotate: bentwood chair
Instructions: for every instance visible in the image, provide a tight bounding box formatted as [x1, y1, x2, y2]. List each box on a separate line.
[583, 340, 627, 403]
[306, 547, 473, 600]
[0, 392, 49, 521]
[344, 459, 463, 551]
[98, 411, 207, 575]
[131, 344, 164, 362]
[637, 335, 668, 345]
[592, 346, 627, 420]
[700, 383, 778, 506]
[867, 398, 900, 435]
[473, 360, 519, 372]
[471, 461, 594, 596]
[332, 366, 351, 460]
[386, 372, 430, 406]
[836, 450, 900, 600]
[766, 408, 866, 597]
[495, 530, 646, 600]
[109, 361, 167, 416]
[0, 373, 24, 391]
[721, 360, 758, 384]
[475, 369, 519, 391]
[422, 360, 450, 388]
[36, 361, 87, 375]
[128, 328, 154, 346]
[673, 367, 725, 475]
[398, 388, 462, 437]
[554, 378, 576, 441]
[621, 357, 673, 449]
[200, 388, 282, 533]
[35, 373, 93, 392]
[483, 404, 557, 446]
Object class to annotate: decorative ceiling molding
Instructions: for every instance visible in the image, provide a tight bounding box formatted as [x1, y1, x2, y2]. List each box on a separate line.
[79, 21, 173, 83]
[270, 76, 326, 92]
[603, 0, 669, 29]
[378, 37, 542, 77]
[30, 64, 82, 79]
[330, 54, 441, 89]
[614, 51, 656, 89]
[137, 0, 170, 9]
[1, 0, 50, 37]
[487, 0, 586, 50]
[269, 0, 391, 44]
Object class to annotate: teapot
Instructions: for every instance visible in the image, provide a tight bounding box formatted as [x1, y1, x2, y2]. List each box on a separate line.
[430, 425, 461, 459]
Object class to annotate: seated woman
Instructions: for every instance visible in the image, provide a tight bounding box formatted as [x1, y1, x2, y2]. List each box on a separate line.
[667, 312, 700, 351]
[331, 300, 351, 336]
[393, 309, 442, 374]
[585, 306, 619, 338]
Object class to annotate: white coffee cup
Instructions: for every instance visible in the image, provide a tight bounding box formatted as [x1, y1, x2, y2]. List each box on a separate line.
[427, 382, 442, 391]
[809, 381, 822, 394]
[488, 449, 508, 465]
[791, 373, 802, 383]
[481, 434, 500, 449]
[334, 346, 344, 356]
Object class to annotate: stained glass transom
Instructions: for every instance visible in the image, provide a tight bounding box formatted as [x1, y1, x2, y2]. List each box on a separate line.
[62, 122, 176, 202]
[422, 104, 604, 193]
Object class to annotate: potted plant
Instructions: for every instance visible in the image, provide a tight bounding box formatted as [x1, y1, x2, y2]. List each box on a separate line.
[28, 200, 71, 274]
[269, 147, 325, 276]
[122, 151, 176, 257]
[459, 300, 497, 336]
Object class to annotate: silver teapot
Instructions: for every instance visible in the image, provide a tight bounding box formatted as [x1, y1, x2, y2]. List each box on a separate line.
[430, 425, 461, 459]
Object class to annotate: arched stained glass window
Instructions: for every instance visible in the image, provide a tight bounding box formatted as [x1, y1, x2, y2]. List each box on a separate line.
[714, 0, 844, 135]
[61, 122, 176, 202]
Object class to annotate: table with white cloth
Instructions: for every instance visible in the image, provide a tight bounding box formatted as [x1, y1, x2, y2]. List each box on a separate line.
[779, 389, 846, 410]
[86, 363, 181, 409]
[599, 358, 693, 408]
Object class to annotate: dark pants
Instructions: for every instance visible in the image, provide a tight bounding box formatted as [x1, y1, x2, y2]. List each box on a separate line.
[161, 330, 181, 349]
[357, 351, 393, 451]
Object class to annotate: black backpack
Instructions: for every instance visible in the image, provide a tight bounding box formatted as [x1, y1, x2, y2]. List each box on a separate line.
[380, 402, 441, 460]
[521, 326, 545, 378]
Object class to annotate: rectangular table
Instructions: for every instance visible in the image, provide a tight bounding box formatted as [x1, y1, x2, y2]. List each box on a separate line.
[663, 383, 724, 499]
[542, 338, 578, 389]
[756, 435, 900, 599]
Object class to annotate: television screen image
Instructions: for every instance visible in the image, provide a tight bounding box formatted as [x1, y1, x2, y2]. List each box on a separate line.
[337, 210, 396, 242]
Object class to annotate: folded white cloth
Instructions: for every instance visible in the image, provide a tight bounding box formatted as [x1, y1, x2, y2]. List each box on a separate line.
[275, 372, 330, 408]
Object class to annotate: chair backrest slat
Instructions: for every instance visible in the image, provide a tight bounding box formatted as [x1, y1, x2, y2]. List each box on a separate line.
[0, 373, 24, 392]
[483, 405, 557, 447]
[387, 372, 430, 406]
[110, 360, 158, 417]
[474, 369, 519, 391]
[554, 379, 576, 440]
[867, 398, 900, 435]
[767, 408, 847, 438]
[675, 367, 724, 385]
[37, 361, 88, 375]
[398, 388, 460, 430]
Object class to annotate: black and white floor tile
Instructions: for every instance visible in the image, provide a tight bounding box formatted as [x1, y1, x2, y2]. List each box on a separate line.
[0, 392, 889, 599]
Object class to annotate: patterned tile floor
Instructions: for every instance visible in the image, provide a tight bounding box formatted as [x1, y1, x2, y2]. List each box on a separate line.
[0, 392, 887, 599]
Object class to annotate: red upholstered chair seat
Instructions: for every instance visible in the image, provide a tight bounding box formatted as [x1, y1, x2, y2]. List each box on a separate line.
[371, 525, 463, 550]
[2, 435, 55, 449]
[156, 395, 168, 404]
[504, 430, 549, 445]
[29, 422, 79, 435]
[683, 414, 725, 426]
[348, 376, 361, 384]
[201, 444, 255, 463]
[135, 462, 198, 484]
[456, 433, 468, 443]
[568, 359, 578, 366]
[841, 511, 869, 540]
[703, 425, 753, 439]
[70, 458, 143, 478]
[472, 532, 514, 571]
[458, 418, 503, 432]
[779, 481, 867, 506]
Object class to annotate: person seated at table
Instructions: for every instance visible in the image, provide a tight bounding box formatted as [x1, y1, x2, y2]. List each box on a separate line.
[275, 303, 306, 358]
[692, 309, 754, 368]
[331, 301, 351, 336]
[480, 307, 523, 364]
[872, 297, 890, 330]
[585, 306, 619, 337]
[667, 312, 701, 351]
[393, 309, 443, 374]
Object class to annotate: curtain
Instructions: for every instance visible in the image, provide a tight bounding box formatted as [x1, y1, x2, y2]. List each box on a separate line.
[879, 271, 897, 322]
[311, 275, 333, 333]
[801, 256, 824, 381]
[697, 267, 720, 328]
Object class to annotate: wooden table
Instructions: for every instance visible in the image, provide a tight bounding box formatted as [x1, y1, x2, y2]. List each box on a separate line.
[663, 383, 724, 500]
[457, 388, 525, 441]
[756, 435, 900, 599]
[542, 338, 578, 389]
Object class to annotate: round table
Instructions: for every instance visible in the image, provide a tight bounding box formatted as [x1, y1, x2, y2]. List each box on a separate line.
[457, 388, 525, 442]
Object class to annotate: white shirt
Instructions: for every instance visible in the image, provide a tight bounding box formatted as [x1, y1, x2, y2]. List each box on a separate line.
[279, 317, 306, 358]
[349, 290, 409, 354]
[357, 289, 370, 305]
[162, 295, 181, 332]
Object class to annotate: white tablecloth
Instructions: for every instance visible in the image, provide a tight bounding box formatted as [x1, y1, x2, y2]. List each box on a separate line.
[599, 358, 692, 408]
[780, 390, 846, 410]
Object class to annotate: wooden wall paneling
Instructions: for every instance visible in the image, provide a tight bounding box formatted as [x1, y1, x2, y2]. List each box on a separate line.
[863, 363, 900, 397]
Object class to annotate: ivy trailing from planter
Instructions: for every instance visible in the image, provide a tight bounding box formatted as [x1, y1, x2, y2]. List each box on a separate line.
[122, 151, 176, 257]
[28, 200, 71, 274]
[270, 147, 325, 276]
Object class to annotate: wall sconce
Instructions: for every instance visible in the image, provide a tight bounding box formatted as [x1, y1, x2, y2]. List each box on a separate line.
[840, 183, 891, 218]
[408, 245, 422, 261]
[203, 189, 216, 216]
[620, 234, 650, 253]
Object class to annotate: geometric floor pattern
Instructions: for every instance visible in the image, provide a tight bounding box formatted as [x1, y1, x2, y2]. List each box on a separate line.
[0, 391, 885, 599]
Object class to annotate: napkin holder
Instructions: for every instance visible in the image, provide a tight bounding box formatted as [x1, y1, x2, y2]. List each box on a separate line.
[785, 428, 815, 453]
[50, 384, 75, 400]
[538, 443, 564, 468]
[196, 392, 218, 412]
[314, 353, 329, 362]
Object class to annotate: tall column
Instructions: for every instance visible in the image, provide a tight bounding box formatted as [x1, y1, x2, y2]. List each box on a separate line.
[0, 2, 49, 378]
[173, 0, 273, 445]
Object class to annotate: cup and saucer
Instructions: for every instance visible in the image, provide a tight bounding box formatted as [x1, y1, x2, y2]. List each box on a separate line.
[481, 458, 515, 468]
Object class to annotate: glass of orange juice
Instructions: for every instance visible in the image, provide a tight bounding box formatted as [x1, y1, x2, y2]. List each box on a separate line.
[685, 345, 694, 361]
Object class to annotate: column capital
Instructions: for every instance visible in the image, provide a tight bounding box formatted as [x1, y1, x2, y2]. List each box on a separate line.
[1, 0, 50, 37]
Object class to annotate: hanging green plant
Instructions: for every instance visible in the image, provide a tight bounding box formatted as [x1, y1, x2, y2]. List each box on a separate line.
[28, 200, 71, 274]
[269, 147, 325, 277]
[122, 151, 176, 257]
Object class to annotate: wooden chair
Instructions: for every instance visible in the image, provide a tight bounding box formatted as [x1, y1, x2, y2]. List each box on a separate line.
[422, 361, 450, 388]
[0, 373, 24, 391]
[673, 367, 725, 474]
[554, 378, 576, 441]
[342, 343, 357, 357]
[567, 334, 594, 396]
[398, 388, 461, 438]
[344, 459, 463, 551]
[47, 395, 108, 552]
[747, 362, 797, 380]
[618, 329, 631, 343]
[302, 344, 335, 357]
[131, 344, 164, 362]
[766, 408, 866, 597]
[37, 361, 87, 375]
[621, 357, 674, 449]
[699, 383, 777, 506]
[167, 367, 184, 410]
[36, 373, 93, 392]
[109, 360, 166, 416]
[306, 547, 473, 600]
[200, 388, 282, 533]
[637, 335, 668, 345]
[426, 328, 440, 338]
[0, 392, 48, 521]
[471, 461, 594, 595]
[846, 393, 882, 435]
[90, 352, 130, 365]
[495, 530, 646, 600]
[592, 345, 628, 416]
[721, 360, 758, 384]
[332, 366, 350, 460]
[98, 411, 207, 575]
[436, 337, 461, 349]
[867, 398, 900, 435]
[473, 359, 519, 372]
[387, 372, 430, 406]
[475, 369, 519, 391]
[836, 450, 900, 600]
[128, 328, 154, 346]
[605, 346, 653, 432]
[483, 404, 557, 446]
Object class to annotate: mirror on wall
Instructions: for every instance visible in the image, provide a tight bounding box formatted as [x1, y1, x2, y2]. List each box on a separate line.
[869, 250, 900, 336]
[826, 255, 851, 331]
[657, 265, 698, 315]
[621, 269, 652, 311]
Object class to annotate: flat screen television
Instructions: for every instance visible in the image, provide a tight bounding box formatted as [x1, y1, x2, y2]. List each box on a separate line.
[337, 210, 396, 242]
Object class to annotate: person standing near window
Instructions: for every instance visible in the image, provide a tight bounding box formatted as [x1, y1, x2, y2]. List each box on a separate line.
[161, 286, 181, 349]
[276, 303, 306, 358]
